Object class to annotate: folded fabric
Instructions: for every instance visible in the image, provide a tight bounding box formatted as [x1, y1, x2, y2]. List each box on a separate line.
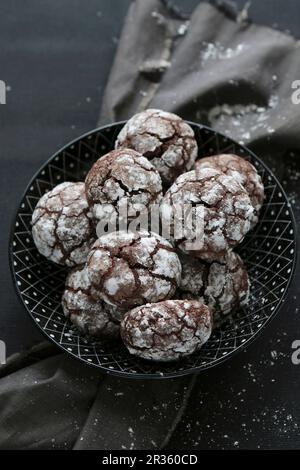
[100, 0, 300, 163]
[0, 342, 194, 449]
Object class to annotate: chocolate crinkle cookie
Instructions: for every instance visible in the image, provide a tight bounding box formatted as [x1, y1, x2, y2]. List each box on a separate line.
[86, 230, 182, 309]
[161, 167, 254, 261]
[85, 148, 162, 222]
[195, 153, 264, 226]
[121, 300, 213, 362]
[179, 251, 250, 321]
[115, 109, 198, 185]
[32, 182, 95, 267]
[62, 266, 124, 338]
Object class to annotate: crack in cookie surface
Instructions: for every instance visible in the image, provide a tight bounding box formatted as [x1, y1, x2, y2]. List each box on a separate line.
[177, 251, 250, 322]
[62, 266, 125, 338]
[161, 168, 254, 261]
[194, 154, 264, 227]
[115, 109, 198, 185]
[32, 182, 95, 267]
[85, 148, 163, 223]
[120, 300, 212, 362]
[86, 230, 182, 309]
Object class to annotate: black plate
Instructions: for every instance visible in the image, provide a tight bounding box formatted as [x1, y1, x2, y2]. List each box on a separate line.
[9, 122, 297, 378]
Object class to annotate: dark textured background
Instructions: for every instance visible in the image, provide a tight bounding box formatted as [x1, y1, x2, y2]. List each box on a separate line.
[1, 0, 300, 449]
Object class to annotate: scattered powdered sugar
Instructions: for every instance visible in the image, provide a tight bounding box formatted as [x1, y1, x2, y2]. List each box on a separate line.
[151, 10, 166, 26]
[205, 94, 279, 145]
[177, 21, 190, 36]
[201, 42, 248, 65]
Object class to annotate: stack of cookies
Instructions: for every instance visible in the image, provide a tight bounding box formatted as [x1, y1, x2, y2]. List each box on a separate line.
[31, 109, 264, 362]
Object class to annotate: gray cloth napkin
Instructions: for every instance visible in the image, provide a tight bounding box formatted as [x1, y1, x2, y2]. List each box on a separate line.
[0, 343, 194, 449]
[1, 0, 300, 450]
[100, 0, 300, 162]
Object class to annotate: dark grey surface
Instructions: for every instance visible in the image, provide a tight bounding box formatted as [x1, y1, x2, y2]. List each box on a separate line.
[1, 0, 300, 450]
[0, 0, 131, 354]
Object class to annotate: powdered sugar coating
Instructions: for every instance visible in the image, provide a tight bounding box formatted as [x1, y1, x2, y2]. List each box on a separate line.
[115, 109, 198, 185]
[178, 251, 250, 320]
[179, 253, 207, 297]
[86, 231, 182, 309]
[195, 153, 264, 226]
[85, 148, 162, 222]
[121, 300, 212, 362]
[161, 168, 254, 261]
[32, 182, 95, 267]
[62, 266, 124, 338]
